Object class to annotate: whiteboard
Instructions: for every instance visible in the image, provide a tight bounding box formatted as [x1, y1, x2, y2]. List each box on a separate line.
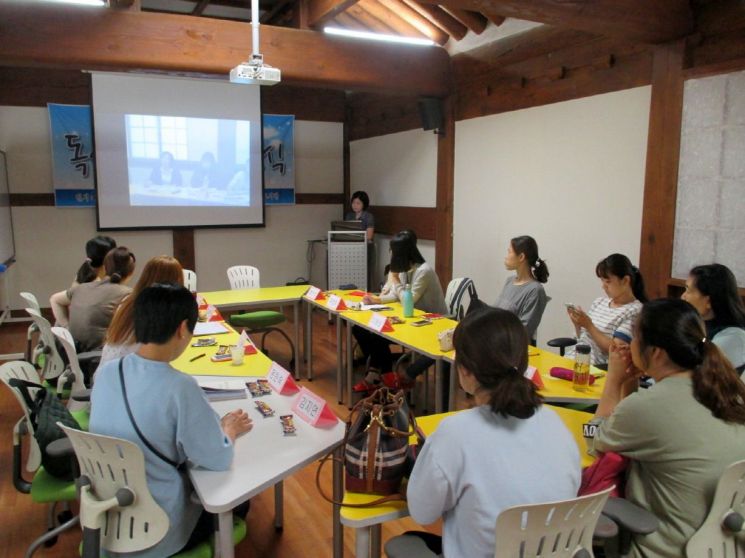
[0, 151, 15, 266]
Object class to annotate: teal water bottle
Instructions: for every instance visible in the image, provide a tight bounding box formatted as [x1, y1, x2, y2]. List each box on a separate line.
[402, 283, 414, 318]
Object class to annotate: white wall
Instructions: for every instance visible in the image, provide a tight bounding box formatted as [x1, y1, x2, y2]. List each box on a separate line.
[453, 87, 652, 345]
[350, 128, 437, 207]
[0, 106, 343, 310]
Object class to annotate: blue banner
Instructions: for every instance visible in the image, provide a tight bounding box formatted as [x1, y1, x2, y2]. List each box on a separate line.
[48, 103, 95, 207]
[262, 114, 295, 205]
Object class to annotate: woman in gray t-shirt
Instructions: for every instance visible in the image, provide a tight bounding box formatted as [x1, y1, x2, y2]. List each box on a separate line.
[493, 235, 548, 342]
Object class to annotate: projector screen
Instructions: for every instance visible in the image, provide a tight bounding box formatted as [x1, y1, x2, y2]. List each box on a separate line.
[92, 73, 264, 229]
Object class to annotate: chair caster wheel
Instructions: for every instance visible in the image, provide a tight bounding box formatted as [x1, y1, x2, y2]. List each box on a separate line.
[275, 526, 284, 533]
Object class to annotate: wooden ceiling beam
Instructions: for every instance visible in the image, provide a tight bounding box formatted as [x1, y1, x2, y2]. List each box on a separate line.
[442, 7, 486, 34]
[484, 13, 505, 27]
[376, 0, 450, 44]
[416, 0, 695, 44]
[308, 0, 362, 27]
[334, 11, 369, 29]
[0, 1, 451, 96]
[346, 4, 399, 34]
[192, 0, 211, 16]
[358, 0, 428, 38]
[403, 1, 467, 40]
[260, 0, 294, 23]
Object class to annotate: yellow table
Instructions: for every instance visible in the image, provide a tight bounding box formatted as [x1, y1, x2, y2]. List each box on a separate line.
[200, 285, 309, 380]
[338, 303, 458, 411]
[304, 289, 368, 404]
[171, 322, 273, 377]
[339, 405, 596, 558]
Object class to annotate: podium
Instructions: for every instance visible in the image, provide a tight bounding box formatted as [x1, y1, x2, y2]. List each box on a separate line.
[327, 230, 367, 291]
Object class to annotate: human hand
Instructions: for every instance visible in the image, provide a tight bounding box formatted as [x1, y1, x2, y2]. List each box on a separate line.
[362, 294, 381, 305]
[221, 409, 253, 442]
[568, 306, 592, 329]
[607, 343, 641, 390]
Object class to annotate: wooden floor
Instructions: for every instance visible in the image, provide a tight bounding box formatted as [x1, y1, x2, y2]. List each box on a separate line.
[0, 312, 442, 558]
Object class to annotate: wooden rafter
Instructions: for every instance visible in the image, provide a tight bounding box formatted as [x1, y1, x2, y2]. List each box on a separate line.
[308, 0, 362, 27]
[334, 11, 369, 29]
[403, 1, 467, 40]
[0, 1, 451, 96]
[376, 0, 450, 44]
[192, 0, 211, 15]
[416, 0, 694, 43]
[346, 4, 399, 34]
[260, 0, 294, 23]
[441, 7, 486, 34]
[358, 0, 428, 38]
[484, 13, 505, 27]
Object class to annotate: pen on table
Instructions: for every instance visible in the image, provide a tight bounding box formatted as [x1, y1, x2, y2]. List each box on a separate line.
[190, 353, 206, 362]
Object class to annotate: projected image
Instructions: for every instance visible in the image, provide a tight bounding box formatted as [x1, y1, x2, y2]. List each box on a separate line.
[125, 115, 251, 207]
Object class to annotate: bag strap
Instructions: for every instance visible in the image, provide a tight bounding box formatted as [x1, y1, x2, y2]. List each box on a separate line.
[118, 358, 181, 469]
[8, 377, 45, 418]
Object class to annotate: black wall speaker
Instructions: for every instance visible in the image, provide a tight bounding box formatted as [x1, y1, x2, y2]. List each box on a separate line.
[417, 97, 444, 132]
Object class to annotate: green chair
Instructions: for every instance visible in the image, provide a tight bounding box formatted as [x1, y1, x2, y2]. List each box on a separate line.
[60, 425, 247, 558]
[0, 361, 81, 557]
[226, 265, 295, 365]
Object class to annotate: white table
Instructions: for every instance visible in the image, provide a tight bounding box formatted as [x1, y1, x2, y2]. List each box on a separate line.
[189, 375, 345, 558]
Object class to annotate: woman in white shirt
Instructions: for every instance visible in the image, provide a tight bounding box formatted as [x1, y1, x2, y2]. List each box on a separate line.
[389, 308, 580, 558]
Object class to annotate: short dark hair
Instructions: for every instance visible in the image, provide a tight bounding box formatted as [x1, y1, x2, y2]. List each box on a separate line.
[453, 307, 542, 419]
[389, 229, 425, 273]
[689, 264, 745, 329]
[350, 190, 370, 210]
[596, 253, 648, 303]
[134, 283, 197, 344]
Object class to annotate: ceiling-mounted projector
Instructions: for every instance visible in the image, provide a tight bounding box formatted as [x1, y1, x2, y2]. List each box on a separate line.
[230, 54, 281, 86]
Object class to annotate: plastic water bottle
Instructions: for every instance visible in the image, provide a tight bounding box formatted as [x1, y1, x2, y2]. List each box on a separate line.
[573, 344, 591, 392]
[402, 284, 414, 318]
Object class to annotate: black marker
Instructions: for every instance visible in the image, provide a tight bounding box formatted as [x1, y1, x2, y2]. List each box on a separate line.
[190, 353, 206, 362]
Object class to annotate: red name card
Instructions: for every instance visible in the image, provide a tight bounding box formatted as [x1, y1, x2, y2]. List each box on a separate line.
[292, 387, 338, 427]
[348, 290, 367, 297]
[524, 365, 545, 389]
[238, 331, 258, 355]
[368, 312, 394, 332]
[305, 286, 325, 301]
[206, 305, 224, 322]
[326, 294, 347, 311]
[266, 362, 299, 395]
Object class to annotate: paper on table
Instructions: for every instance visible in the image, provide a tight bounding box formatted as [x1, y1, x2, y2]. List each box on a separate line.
[361, 304, 393, 311]
[198, 379, 247, 390]
[193, 322, 229, 336]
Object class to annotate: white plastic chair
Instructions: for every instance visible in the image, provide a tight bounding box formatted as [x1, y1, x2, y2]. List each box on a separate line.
[444, 277, 475, 320]
[385, 487, 613, 558]
[25, 308, 66, 384]
[0, 361, 43, 474]
[51, 327, 89, 411]
[20, 292, 43, 364]
[183, 269, 198, 293]
[686, 459, 745, 556]
[227, 265, 260, 290]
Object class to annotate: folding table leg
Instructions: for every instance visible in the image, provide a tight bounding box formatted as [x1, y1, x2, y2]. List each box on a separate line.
[356, 526, 371, 558]
[215, 511, 234, 558]
[306, 302, 313, 381]
[333, 445, 344, 558]
[293, 302, 301, 380]
[346, 321, 353, 409]
[274, 480, 284, 531]
[336, 315, 343, 404]
[371, 523, 382, 558]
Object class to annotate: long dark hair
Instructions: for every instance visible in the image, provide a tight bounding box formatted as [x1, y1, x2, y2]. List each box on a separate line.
[453, 307, 542, 419]
[104, 247, 136, 284]
[511, 235, 548, 284]
[638, 298, 745, 424]
[389, 229, 425, 273]
[350, 190, 370, 210]
[76, 236, 117, 284]
[596, 253, 647, 303]
[689, 264, 745, 329]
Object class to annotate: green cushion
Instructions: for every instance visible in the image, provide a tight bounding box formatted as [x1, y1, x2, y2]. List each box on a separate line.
[71, 409, 90, 431]
[43, 379, 71, 399]
[229, 310, 286, 330]
[30, 466, 76, 503]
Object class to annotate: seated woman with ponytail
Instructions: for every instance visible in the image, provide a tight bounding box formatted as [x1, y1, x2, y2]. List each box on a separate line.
[591, 298, 745, 558]
[73, 235, 117, 286]
[494, 235, 549, 342]
[396, 308, 581, 558]
[51, 246, 136, 352]
[566, 253, 647, 366]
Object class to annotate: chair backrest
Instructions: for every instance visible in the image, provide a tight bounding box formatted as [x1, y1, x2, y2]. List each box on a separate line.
[20, 291, 41, 314]
[227, 265, 260, 290]
[0, 361, 43, 472]
[182, 269, 198, 293]
[26, 308, 66, 381]
[60, 425, 170, 554]
[686, 459, 745, 557]
[444, 277, 475, 320]
[51, 326, 86, 396]
[494, 487, 613, 558]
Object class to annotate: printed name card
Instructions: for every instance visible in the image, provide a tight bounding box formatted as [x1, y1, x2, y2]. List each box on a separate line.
[582, 422, 598, 438]
[207, 304, 223, 322]
[326, 295, 347, 311]
[292, 387, 338, 427]
[524, 365, 545, 389]
[305, 286, 325, 301]
[266, 362, 299, 395]
[238, 331, 258, 355]
[368, 312, 394, 333]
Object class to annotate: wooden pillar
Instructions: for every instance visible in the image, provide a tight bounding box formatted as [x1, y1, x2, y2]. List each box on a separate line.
[435, 95, 455, 288]
[638, 41, 686, 299]
[173, 228, 196, 272]
[343, 104, 351, 217]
